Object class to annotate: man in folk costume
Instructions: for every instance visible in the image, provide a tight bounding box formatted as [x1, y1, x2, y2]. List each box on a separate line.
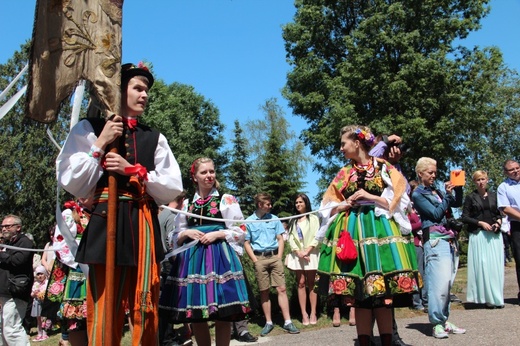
[56, 63, 183, 345]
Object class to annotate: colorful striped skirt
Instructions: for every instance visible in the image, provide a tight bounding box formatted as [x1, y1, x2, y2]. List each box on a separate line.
[159, 225, 250, 322]
[316, 206, 420, 307]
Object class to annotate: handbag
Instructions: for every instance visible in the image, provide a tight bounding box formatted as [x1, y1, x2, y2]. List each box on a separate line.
[8, 274, 31, 298]
[336, 230, 357, 263]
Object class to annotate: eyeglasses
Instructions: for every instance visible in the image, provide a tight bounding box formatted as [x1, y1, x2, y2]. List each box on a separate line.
[0, 224, 20, 229]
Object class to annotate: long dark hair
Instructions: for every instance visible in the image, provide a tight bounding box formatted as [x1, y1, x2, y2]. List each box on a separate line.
[288, 193, 312, 231]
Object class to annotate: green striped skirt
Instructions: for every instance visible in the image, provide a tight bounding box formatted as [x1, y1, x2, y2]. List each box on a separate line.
[316, 206, 420, 307]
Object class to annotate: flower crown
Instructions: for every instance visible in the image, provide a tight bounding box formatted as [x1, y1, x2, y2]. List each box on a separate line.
[355, 128, 375, 146]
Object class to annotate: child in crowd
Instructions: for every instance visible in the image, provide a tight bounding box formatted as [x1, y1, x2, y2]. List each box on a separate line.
[31, 265, 49, 342]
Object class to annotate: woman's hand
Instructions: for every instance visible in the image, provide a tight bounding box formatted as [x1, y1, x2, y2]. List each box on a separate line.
[104, 152, 132, 175]
[332, 201, 351, 215]
[296, 250, 310, 261]
[199, 230, 225, 245]
[184, 229, 205, 241]
[444, 181, 455, 194]
[478, 221, 493, 232]
[350, 189, 371, 203]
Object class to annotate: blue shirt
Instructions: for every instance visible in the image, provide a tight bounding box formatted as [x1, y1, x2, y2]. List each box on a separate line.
[497, 178, 520, 214]
[245, 213, 284, 252]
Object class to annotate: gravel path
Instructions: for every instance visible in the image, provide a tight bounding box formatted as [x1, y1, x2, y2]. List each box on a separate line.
[228, 265, 519, 346]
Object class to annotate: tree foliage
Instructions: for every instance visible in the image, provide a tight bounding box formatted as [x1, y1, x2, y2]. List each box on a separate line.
[282, 0, 520, 189]
[246, 98, 311, 216]
[143, 80, 227, 197]
[226, 120, 258, 216]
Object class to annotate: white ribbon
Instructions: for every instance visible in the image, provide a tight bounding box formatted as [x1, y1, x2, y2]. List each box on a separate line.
[0, 85, 27, 121]
[0, 64, 28, 102]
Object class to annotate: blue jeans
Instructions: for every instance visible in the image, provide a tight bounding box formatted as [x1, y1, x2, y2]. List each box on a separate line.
[424, 238, 459, 325]
[412, 245, 427, 308]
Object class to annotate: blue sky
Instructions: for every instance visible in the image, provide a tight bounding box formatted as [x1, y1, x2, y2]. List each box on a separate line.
[1, 0, 519, 205]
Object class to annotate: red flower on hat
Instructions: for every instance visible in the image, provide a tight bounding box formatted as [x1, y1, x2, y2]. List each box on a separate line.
[137, 61, 149, 72]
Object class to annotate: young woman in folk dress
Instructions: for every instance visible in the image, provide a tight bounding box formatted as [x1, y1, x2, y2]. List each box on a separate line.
[316, 125, 419, 346]
[159, 157, 250, 346]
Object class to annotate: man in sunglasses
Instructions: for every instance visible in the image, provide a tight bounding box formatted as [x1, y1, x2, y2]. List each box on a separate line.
[0, 214, 34, 345]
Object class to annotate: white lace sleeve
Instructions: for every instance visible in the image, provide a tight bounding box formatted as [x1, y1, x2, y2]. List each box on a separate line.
[375, 164, 412, 234]
[220, 194, 247, 256]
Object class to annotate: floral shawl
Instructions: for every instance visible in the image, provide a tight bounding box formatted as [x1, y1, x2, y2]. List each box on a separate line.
[317, 157, 411, 240]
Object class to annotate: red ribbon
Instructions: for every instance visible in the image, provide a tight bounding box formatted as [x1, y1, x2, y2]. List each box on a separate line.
[63, 200, 81, 213]
[122, 117, 138, 130]
[125, 164, 148, 181]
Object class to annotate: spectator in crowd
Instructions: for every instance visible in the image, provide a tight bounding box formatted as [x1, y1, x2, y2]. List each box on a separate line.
[31, 265, 49, 342]
[497, 159, 520, 304]
[157, 191, 193, 346]
[230, 320, 258, 343]
[40, 225, 56, 274]
[285, 193, 320, 326]
[412, 157, 465, 339]
[461, 170, 504, 308]
[0, 214, 34, 345]
[244, 192, 300, 337]
[316, 126, 419, 346]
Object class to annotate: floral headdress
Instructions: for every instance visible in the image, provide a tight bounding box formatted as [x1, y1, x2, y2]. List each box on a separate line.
[355, 128, 375, 147]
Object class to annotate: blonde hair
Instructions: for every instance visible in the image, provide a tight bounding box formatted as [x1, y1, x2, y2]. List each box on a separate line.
[472, 170, 488, 181]
[415, 157, 437, 175]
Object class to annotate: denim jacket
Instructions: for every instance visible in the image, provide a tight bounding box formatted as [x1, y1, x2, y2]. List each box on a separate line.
[412, 185, 463, 233]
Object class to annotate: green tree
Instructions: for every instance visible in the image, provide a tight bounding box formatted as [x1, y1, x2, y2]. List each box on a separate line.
[0, 41, 72, 246]
[143, 80, 227, 196]
[282, 0, 518, 184]
[227, 120, 258, 215]
[246, 98, 311, 216]
[459, 68, 520, 189]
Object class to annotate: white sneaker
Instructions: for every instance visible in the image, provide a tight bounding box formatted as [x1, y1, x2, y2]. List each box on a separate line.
[433, 324, 448, 339]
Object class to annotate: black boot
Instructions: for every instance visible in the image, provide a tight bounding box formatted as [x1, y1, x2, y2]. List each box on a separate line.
[380, 333, 393, 346]
[358, 335, 371, 346]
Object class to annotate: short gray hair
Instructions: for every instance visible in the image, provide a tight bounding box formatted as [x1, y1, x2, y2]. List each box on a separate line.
[3, 214, 22, 227]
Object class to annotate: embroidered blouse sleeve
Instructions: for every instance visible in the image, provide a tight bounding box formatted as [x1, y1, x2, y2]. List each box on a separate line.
[220, 194, 247, 256]
[376, 164, 412, 234]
